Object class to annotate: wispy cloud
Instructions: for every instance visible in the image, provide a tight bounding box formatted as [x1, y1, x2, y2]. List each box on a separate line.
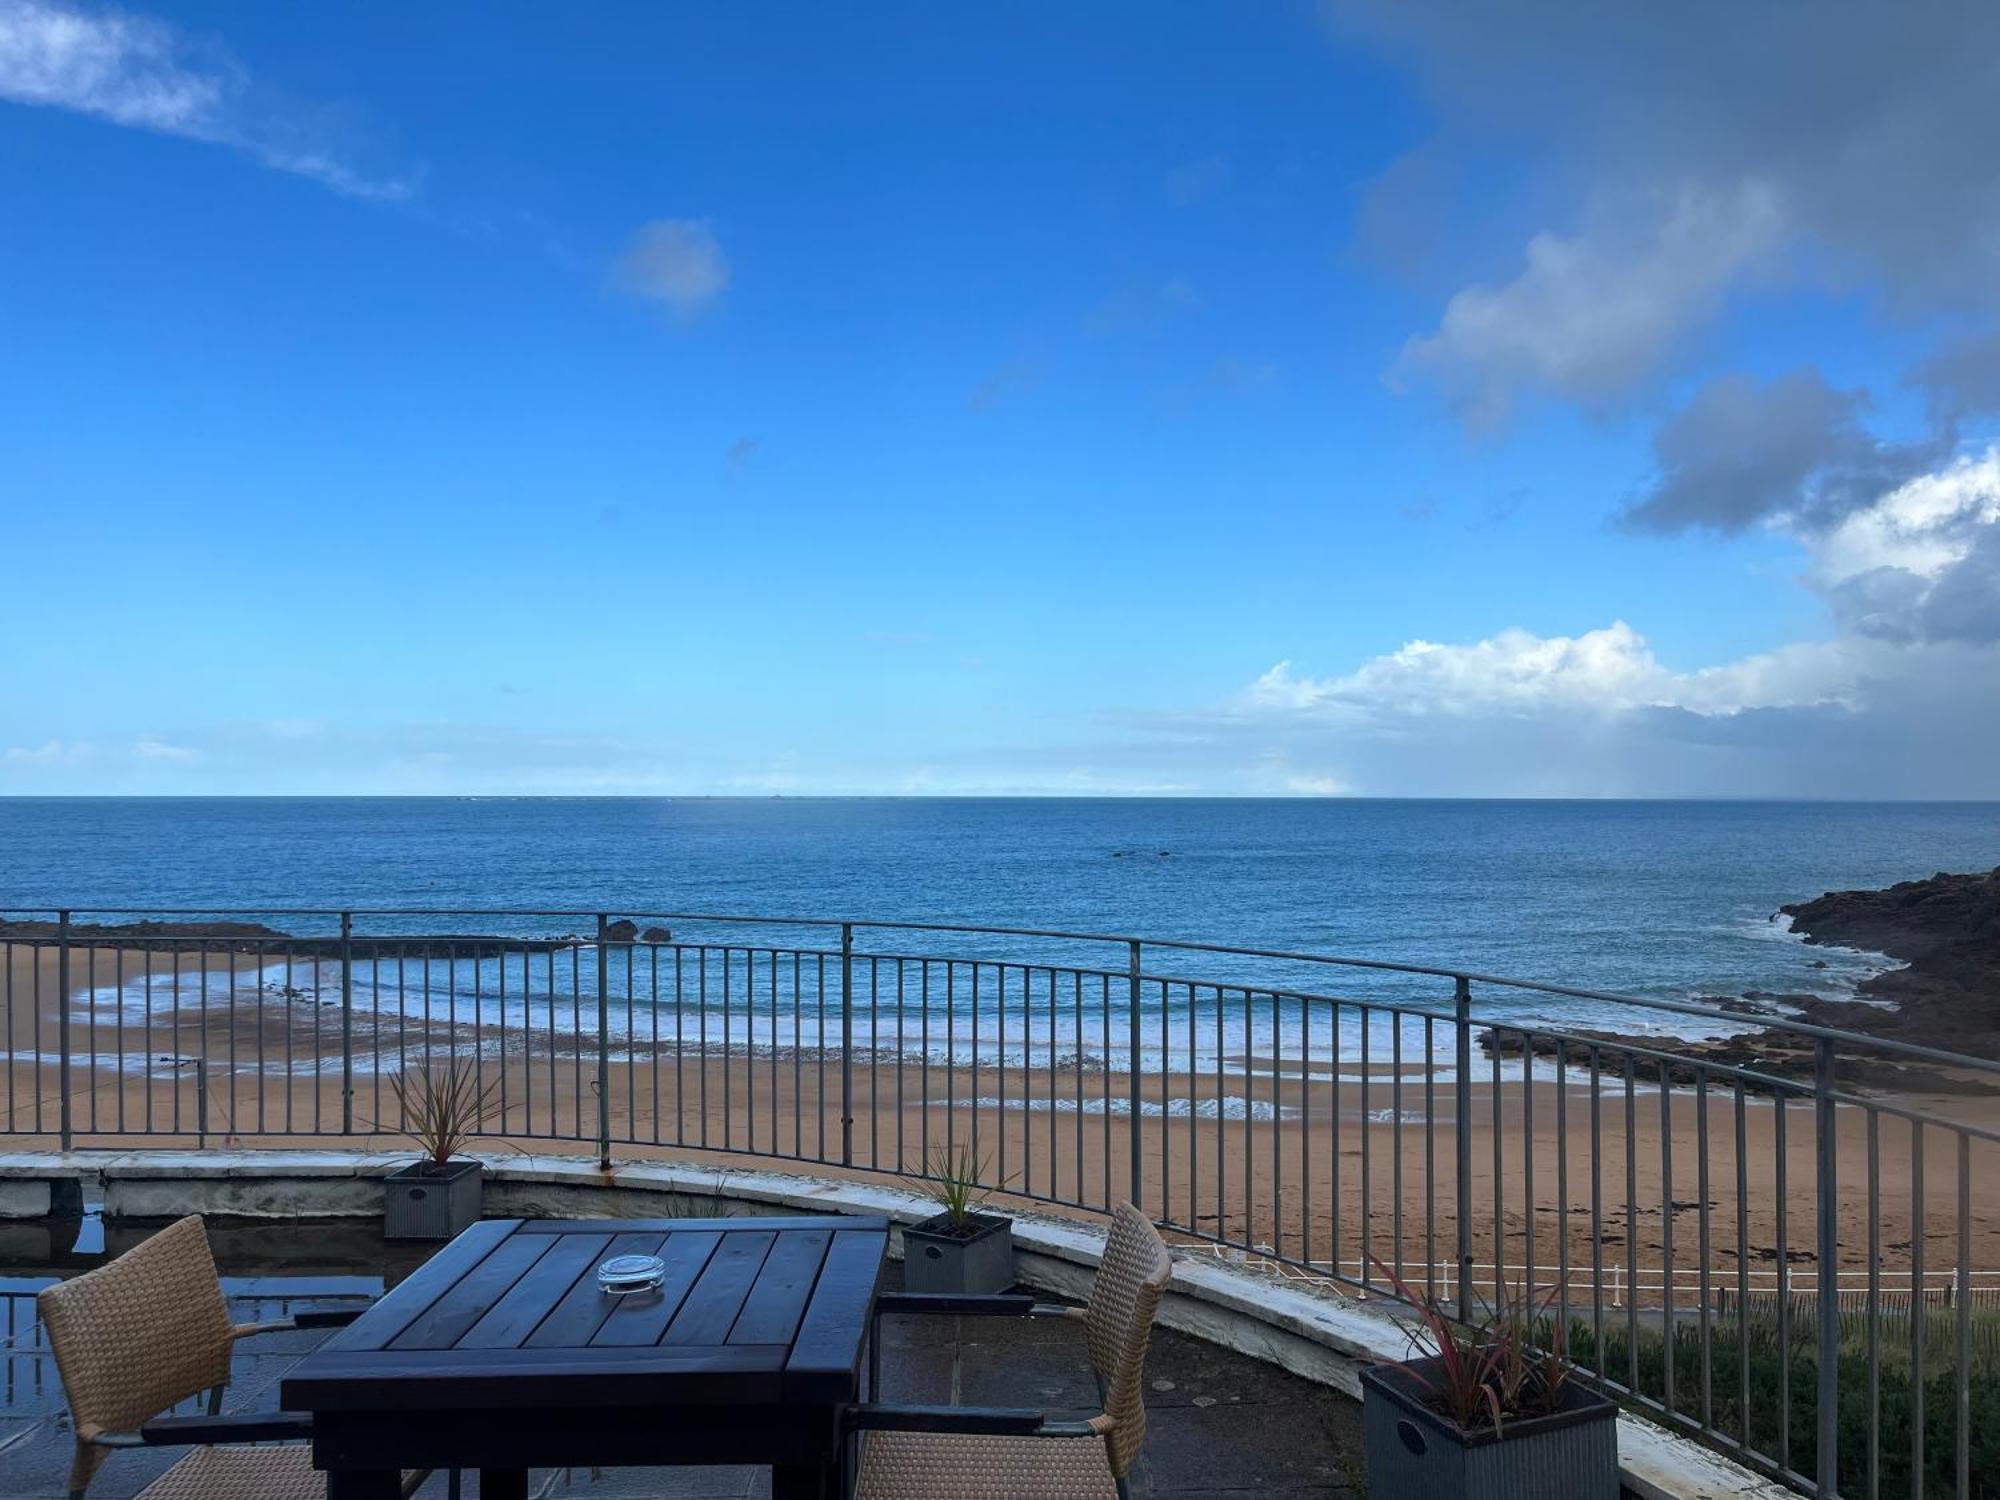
[615, 219, 730, 316]
[0, 0, 417, 200]
[967, 358, 1045, 412]
[1166, 150, 1231, 206]
[1086, 274, 1199, 334]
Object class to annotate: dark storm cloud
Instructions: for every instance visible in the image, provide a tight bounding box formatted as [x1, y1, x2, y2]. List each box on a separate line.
[1623, 370, 1944, 535]
[1338, 2, 2000, 421]
[1915, 331, 2000, 421]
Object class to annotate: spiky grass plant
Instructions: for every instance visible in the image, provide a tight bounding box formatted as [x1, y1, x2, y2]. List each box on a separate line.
[391, 1058, 502, 1173]
[914, 1141, 994, 1230]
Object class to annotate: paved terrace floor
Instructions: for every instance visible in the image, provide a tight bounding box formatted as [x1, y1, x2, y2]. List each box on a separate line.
[0, 1259, 1369, 1500]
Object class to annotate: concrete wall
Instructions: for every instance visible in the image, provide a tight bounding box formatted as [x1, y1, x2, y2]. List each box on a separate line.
[0, 1148, 1786, 1499]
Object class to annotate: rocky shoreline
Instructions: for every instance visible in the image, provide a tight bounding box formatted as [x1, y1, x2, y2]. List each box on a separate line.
[1482, 867, 2000, 1093]
[0, 918, 590, 959]
[1779, 866, 1998, 1051]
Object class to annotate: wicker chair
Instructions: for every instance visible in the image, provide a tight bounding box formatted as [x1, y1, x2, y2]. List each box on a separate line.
[852, 1201, 1174, 1500]
[35, 1214, 399, 1500]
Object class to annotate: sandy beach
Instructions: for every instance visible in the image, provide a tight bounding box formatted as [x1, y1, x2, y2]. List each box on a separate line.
[6, 938, 1998, 1308]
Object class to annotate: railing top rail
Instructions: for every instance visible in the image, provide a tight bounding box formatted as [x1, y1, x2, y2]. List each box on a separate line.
[5, 902, 1995, 1077]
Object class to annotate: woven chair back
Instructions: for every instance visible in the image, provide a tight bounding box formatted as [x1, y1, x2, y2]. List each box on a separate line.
[38, 1215, 236, 1495]
[1079, 1202, 1173, 1478]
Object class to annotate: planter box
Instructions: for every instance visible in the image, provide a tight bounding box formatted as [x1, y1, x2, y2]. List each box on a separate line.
[384, 1158, 483, 1241]
[901, 1211, 1014, 1294]
[1360, 1355, 1619, 1500]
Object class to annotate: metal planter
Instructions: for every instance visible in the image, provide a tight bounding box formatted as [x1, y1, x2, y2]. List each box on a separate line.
[1360, 1356, 1620, 1500]
[900, 1212, 1014, 1293]
[383, 1158, 483, 1241]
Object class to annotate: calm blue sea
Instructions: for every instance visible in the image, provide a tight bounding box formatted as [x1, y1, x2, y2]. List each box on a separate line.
[5, 798, 1998, 1027]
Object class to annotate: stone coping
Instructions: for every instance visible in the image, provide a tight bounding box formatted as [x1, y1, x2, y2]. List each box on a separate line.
[0, 1149, 1784, 1499]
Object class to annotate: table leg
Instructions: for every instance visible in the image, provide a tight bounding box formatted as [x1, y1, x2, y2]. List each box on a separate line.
[479, 1469, 530, 1500]
[326, 1473, 402, 1500]
[772, 1457, 842, 1500]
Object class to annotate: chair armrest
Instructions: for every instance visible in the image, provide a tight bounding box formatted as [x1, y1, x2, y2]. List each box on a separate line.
[138, 1412, 314, 1446]
[845, 1403, 1100, 1438]
[290, 1306, 368, 1328]
[865, 1294, 1076, 1400]
[873, 1292, 1071, 1318]
[231, 1305, 369, 1339]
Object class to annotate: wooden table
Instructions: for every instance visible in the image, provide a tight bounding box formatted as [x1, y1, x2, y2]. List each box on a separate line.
[280, 1215, 889, 1500]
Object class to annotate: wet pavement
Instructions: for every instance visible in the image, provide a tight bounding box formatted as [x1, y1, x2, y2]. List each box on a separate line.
[0, 1215, 1367, 1499]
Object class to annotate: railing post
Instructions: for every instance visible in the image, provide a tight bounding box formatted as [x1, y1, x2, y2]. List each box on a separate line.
[1128, 939, 1143, 1211]
[1454, 975, 1473, 1324]
[339, 912, 354, 1135]
[596, 914, 613, 1169]
[1815, 1035, 1840, 1498]
[57, 909, 72, 1152]
[840, 923, 855, 1167]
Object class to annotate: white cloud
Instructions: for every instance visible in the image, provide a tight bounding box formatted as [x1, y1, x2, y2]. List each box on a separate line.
[2, 738, 82, 763]
[1812, 451, 2000, 588]
[132, 735, 196, 761]
[1389, 185, 1781, 428]
[1809, 449, 2000, 644]
[1132, 438, 2000, 795]
[1284, 773, 1348, 796]
[0, 0, 216, 129]
[1248, 620, 1853, 722]
[0, 0, 414, 200]
[615, 219, 729, 316]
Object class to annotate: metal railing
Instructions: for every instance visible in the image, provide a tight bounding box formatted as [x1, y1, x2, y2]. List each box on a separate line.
[3, 904, 1997, 1498]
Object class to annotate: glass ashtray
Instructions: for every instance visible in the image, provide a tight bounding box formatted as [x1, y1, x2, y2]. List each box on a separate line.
[597, 1253, 666, 1295]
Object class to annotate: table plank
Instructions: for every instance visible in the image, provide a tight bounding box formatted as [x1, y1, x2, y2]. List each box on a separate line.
[588, 1229, 724, 1347]
[785, 1229, 887, 1401]
[390, 1233, 555, 1350]
[661, 1229, 777, 1346]
[317, 1219, 518, 1353]
[457, 1232, 613, 1350]
[728, 1228, 832, 1346]
[523, 1231, 667, 1348]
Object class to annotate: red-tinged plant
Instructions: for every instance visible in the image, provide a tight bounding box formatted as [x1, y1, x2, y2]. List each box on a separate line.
[1488, 1274, 1572, 1418]
[1370, 1256, 1507, 1432]
[391, 1059, 502, 1173]
[1369, 1256, 1574, 1434]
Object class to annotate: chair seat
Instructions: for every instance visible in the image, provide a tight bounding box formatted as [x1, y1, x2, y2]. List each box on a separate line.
[856, 1430, 1117, 1500]
[135, 1443, 325, 1500]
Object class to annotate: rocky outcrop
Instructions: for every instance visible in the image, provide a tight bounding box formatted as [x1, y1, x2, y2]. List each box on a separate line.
[1476, 869, 2000, 1089]
[1781, 866, 1999, 969]
[1777, 867, 2000, 1062]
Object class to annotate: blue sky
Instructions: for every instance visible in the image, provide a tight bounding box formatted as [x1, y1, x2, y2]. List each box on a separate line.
[3, 2, 1998, 796]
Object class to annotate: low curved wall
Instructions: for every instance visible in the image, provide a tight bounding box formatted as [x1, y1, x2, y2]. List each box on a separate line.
[0, 1148, 1784, 1500]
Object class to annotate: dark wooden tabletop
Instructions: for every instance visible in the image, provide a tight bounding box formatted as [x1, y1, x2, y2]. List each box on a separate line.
[281, 1215, 890, 1415]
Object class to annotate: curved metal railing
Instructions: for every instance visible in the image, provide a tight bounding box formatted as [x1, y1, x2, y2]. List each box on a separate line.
[2, 904, 1995, 1497]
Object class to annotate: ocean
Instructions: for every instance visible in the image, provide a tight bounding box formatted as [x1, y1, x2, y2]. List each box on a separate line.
[5, 799, 1998, 1051]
